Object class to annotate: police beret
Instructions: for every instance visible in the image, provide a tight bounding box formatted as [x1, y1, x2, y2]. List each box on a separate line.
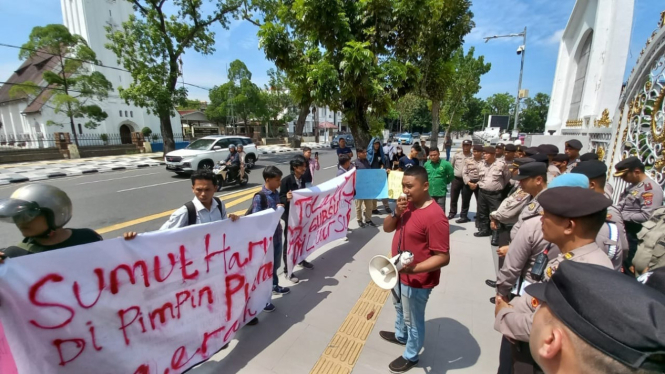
[510, 157, 535, 169]
[549, 173, 589, 189]
[531, 153, 549, 164]
[537, 144, 559, 155]
[525, 147, 539, 156]
[496, 143, 505, 149]
[579, 152, 599, 161]
[473, 145, 484, 151]
[537, 186, 611, 217]
[565, 139, 583, 150]
[516, 145, 525, 152]
[526, 261, 665, 370]
[504, 144, 517, 152]
[463, 140, 472, 145]
[571, 160, 607, 179]
[483, 146, 496, 154]
[512, 162, 547, 180]
[614, 156, 644, 176]
[552, 153, 569, 162]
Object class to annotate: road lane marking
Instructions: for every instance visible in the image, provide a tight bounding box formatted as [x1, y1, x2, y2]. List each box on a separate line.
[117, 180, 188, 192]
[96, 186, 261, 234]
[323, 165, 337, 170]
[78, 172, 161, 185]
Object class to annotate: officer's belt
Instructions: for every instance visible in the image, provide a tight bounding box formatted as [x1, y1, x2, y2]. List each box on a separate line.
[480, 188, 502, 195]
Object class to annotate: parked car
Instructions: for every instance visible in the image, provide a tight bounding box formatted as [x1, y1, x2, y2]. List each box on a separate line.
[164, 135, 258, 175]
[396, 133, 414, 145]
[331, 134, 355, 148]
[420, 132, 431, 142]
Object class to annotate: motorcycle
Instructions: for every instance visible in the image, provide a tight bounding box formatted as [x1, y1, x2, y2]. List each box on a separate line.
[213, 163, 250, 191]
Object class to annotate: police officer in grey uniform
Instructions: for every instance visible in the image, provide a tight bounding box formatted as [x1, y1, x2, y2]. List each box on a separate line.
[550, 153, 568, 174]
[457, 144, 483, 223]
[475, 146, 511, 237]
[572, 161, 627, 271]
[537, 145, 560, 182]
[503, 144, 516, 163]
[615, 156, 664, 273]
[564, 139, 582, 172]
[448, 139, 473, 220]
[494, 187, 614, 374]
[496, 143, 505, 160]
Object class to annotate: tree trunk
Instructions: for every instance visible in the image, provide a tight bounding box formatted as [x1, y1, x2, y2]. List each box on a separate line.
[430, 100, 440, 149]
[160, 114, 176, 155]
[347, 105, 370, 150]
[291, 105, 310, 148]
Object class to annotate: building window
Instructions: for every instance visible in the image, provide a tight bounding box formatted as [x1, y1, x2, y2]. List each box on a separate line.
[119, 110, 122, 117]
[125, 110, 128, 117]
[78, 123, 83, 134]
[109, 10, 112, 17]
[130, 111, 133, 118]
[119, 75, 122, 82]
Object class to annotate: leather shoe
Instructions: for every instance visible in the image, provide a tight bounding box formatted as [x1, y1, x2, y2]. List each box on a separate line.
[485, 279, 496, 288]
[447, 213, 456, 219]
[455, 217, 470, 223]
[474, 230, 492, 237]
[490, 297, 496, 304]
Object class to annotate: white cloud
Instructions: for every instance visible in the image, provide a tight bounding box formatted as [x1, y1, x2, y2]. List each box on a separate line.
[546, 29, 565, 45]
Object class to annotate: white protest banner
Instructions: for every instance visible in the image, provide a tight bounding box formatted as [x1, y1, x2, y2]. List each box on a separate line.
[286, 169, 356, 277]
[0, 208, 282, 374]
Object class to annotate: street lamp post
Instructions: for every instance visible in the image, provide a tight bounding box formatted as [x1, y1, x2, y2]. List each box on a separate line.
[484, 26, 527, 134]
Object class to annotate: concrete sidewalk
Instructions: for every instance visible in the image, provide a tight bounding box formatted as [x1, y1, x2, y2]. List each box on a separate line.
[190, 197, 499, 374]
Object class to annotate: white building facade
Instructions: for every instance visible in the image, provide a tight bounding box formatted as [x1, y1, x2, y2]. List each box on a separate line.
[286, 106, 345, 135]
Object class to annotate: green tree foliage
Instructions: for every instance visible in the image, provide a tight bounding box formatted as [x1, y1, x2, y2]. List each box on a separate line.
[458, 96, 489, 132]
[10, 25, 112, 146]
[105, 0, 242, 154]
[177, 99, 204, 111]
[261, 68, 295, 137]
[519, 93, 550, 133]
[394, 93, 426, 132]
[485, 92, 516, 117]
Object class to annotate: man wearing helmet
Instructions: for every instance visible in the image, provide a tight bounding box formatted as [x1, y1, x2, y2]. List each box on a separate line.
[225, 144, 241, 181]
[0, 184, 102, 259]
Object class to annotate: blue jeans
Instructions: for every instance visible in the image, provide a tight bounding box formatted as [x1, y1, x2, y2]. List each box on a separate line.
[445, 148, 451, 161]
[393, 283, 432, 362]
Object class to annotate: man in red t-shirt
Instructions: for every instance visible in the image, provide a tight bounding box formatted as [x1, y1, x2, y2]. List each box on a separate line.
[380, 166, 451, 373]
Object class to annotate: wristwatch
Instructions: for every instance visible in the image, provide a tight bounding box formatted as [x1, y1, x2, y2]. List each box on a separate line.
[391, 210, 398, 218]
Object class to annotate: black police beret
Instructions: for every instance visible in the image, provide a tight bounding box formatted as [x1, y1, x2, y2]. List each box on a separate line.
[512, 162, 547, 180]
[463, 140, 472, 145]
[516, 145, 524, 152]
[483, 146, 496, 154]
[537, 187, 611, 217]
[571, 160, 607, 179]
[496, 143, 505, 149]
[614, 156, 644, 176]
[473, 145, 483, 151]
[504, 144, 517, 152]
[579, 152, 599, 161]
[565, 139, 583, 150]
[531, 153, 549, 164]
[526, 261, 665, 370]
[525, 147, 539, 156]
[552, 153, 569, 162]
[537, 144, 559, 155]
[510, 157, 535, 169]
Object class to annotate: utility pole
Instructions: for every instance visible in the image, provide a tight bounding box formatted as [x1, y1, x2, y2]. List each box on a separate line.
[484, 26, 527, 134]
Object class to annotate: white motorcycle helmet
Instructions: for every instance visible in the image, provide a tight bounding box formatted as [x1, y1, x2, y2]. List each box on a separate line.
[0, 184, 73, 231]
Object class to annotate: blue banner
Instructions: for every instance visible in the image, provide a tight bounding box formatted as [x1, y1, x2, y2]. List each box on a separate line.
[355, 169, 389, 199]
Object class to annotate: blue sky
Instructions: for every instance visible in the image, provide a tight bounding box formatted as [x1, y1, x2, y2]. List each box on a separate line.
[0, 0, 660, 102]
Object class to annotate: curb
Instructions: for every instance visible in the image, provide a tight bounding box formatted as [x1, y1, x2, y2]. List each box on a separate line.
[0, 162, 166, 184]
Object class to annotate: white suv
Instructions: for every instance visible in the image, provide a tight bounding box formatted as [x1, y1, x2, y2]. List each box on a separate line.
[164, 135, 259, 174]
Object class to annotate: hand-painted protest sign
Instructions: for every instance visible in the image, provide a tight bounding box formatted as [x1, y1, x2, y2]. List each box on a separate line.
[0, 321, 17, 374]
[355, 169, 389, 199]
[286, 169, 355, 277]
[388, 170, 405, 199]
[0, 208, 282, 374]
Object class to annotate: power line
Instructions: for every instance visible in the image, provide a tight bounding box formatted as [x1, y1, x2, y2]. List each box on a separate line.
[0, 81, 125, 100]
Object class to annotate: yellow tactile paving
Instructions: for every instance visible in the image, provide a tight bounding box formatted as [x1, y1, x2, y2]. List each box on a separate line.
[310, 282, 390, 374]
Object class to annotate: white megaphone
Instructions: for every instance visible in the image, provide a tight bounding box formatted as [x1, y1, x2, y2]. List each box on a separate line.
[369, 252, 414, 290]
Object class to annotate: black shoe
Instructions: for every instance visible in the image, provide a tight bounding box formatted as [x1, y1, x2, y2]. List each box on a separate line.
[299, 260, 314, 269]
[384, 207, 393, 213]
[358, 220, 366, 228]
[485, 279, 497, 288]
[365, 220, 378, 227]
[379, 331, 406, 346]
[455, 217, 470, 223]
[247, 317, 259, 326]
[474, 230, 492, 237]
[490, 297, 496, 304]
[221, 343, 230, 350]
[389, 356, 418, 373]
[372, 209, 380, 214]
[447, 213, 456, 219]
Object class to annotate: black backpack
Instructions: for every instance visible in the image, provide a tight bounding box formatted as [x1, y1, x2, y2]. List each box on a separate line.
[245, 192, 268, 216]
[184, 197, 224, 226]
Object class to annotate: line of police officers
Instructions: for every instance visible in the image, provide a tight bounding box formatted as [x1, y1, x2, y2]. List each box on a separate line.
[449, 139, 665, 373]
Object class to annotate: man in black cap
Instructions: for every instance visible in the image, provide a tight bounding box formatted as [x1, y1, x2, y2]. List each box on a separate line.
[525, 147, 539, 157]
[550, 154, 568, 175]
[496, 143, 505, 160]
[536, 144, 558, 161]
[564, 139, 583, 172]
[504, 144, 516, 164]
[475, 146, 511, 237]
[458, 144, 484, 223]
[515, 145, 526, 159]
[527, 261, 665, 374]
[615, 156, 664, 273]
[448, 139, 473, 220]
[579, 152, 599, 161]
[494, 187, 614, 373]
[572, 161, 628, 270]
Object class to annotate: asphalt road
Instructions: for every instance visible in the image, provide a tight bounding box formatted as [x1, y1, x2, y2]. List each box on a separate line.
[0, 149, 347, 247]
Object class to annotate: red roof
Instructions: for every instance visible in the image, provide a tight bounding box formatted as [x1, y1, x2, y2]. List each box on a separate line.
[0, 52, 62, 113]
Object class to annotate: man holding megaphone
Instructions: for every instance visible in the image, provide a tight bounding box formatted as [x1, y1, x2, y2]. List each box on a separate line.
[378, 166, 451, 373]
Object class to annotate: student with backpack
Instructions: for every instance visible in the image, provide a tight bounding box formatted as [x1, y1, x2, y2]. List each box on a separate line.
[246, 166, 290, 312]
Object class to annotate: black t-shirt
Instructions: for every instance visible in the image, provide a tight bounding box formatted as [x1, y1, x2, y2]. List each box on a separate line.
[399, 156, 418, 170]
[4, 228, 103, 257]
[303, 158, 313, 183]
[371, 155, 383, 169]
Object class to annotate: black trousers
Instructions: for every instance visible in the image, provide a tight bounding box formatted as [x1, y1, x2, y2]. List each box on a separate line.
[449, 177, 465, 215]
[460, 180, 479, 218]
[624, 221, 642, 274]
[432, 196, 446, 214]
[498, 337, 514, 374]
[282, 222, 290, 274]
[510, 341, 544, 374]
[477, 189, 503, 232]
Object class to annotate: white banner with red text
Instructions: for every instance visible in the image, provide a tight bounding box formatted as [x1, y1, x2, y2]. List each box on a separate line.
[286, 169, 356, 277]
[0, 208, 282, 374]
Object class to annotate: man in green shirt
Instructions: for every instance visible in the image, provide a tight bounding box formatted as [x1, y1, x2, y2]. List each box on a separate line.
[424, 147, 454, 214]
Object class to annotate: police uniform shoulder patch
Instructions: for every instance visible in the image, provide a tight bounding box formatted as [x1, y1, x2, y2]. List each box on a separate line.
[564, 252, 574, 260]
[515, 191, 529, 202]
[645, 182, 653, 191]
[632, 190, 639, 197]
[607, 213, 612, 220]
[642, 192, 654, 206]
[528, 202, 536, 210]
[531, 298, 540, 309]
